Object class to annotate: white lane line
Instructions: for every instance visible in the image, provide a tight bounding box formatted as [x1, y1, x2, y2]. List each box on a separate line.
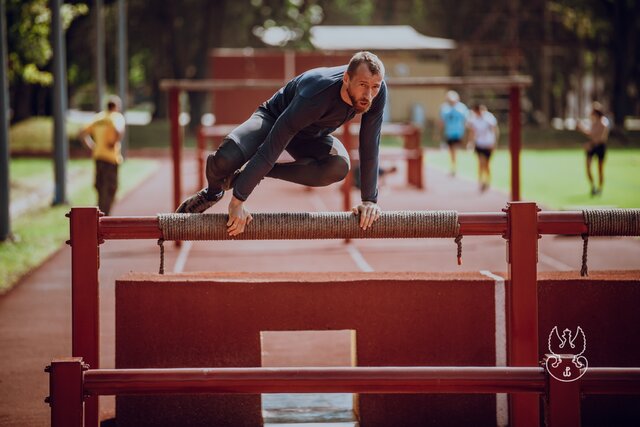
[538, 251, 573, 271]
[346, 243, 374, 272]
[480, 270, 508, 427]
[311, 194, 373, 272]
[173, 240, 193, 273]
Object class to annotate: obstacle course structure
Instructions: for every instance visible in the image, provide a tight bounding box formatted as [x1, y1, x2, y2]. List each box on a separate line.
[52, 205, 640, 426]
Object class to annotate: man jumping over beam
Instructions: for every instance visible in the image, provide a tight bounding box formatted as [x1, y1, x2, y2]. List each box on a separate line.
[177, 51, 387, 236]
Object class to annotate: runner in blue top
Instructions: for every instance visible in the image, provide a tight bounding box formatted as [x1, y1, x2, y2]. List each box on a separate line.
[438, 90, 469, 176]
[177, 51, 387, 236]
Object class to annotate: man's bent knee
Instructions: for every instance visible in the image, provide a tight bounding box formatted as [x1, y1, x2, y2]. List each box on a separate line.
[206, 139, 245, 182]
[317, 156, 350, 186]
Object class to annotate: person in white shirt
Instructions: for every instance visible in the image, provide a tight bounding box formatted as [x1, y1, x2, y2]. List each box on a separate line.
[466, 103, 498, 192]
[577, 102, 610, 196]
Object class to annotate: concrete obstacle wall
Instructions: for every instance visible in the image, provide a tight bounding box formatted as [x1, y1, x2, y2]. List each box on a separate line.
[537, 271, 640, 426]
[116, 272, 498, 427]
[115, 270, 640, 426]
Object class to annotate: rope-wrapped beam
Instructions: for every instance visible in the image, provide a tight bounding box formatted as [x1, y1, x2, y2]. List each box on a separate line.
[158, 211, 460, 241]
[580, 208, 640, 276]
[583, 208, 640, 236]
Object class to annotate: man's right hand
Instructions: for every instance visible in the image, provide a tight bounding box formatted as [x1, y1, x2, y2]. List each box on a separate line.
[227, 196, 253, 236]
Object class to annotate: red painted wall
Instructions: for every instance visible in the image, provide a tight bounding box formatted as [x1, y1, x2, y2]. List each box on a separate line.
[116, 272, 497, 426]
[209, 50, 352, 126]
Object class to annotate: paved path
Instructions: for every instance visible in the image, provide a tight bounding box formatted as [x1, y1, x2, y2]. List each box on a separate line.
[1, 154, 639, 425]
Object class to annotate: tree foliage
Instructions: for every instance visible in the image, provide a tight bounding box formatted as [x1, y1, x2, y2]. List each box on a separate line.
[6, 0, 639, 128]
[7, 0, 87, 86]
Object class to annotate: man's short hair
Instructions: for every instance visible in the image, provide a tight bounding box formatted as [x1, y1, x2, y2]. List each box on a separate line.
[107, 95, 122, 111]
[347, 51, 385, 78]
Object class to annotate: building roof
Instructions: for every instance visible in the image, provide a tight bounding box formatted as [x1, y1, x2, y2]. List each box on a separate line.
[260, 25, 456, 51]
[309, 25, 456, 51]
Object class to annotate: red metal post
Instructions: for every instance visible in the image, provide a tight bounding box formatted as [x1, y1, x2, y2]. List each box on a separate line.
[509, 86, 521, 201]
[546, 375, 581, 427]
[69, 207, 100, 427]
[48, 358, 85, 427]
[197, 126, 206, 190]
[169, 88, 182, 212]
[506, 201, 539, 427]
[84, 366, 545, 395]
[342, 121, 353, 212]
[414, 127, 424, 189]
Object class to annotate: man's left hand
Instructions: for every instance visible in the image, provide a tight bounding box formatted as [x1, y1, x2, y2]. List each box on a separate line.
[352, 201, 381, 230]
[227, 197, 253, 236]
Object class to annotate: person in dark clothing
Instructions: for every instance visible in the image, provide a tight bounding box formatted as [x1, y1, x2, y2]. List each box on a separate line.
[177, 51, 387, 236]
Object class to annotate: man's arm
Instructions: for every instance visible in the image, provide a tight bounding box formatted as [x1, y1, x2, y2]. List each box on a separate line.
[355, 83, 386, 230]
[78, 125, 95, 151]
[226, 95, 324, 236]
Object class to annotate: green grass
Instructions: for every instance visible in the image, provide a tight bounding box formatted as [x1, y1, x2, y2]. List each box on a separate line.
[128, 119, 197, 149]
[9, 116, 84, 153]
[427, 148, 640, 209]
[9, 117, 198, 154]
[0, 158, 160, 294]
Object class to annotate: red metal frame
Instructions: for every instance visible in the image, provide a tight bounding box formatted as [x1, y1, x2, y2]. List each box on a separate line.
[47, 358, 85, 427]
[48, 358, 640, 427]
[169, 88, 182, 212]
[509, 86, 522, 201]
[506, 202, 540, 427]
[68, 208, 100, 427]
[67, 206, 637, 427]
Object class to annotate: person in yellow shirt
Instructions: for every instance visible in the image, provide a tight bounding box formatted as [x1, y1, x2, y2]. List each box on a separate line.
[79, 96, 126, 215]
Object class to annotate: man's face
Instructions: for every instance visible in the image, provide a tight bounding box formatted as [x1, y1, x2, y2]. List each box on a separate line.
[344, 63, 383, 114]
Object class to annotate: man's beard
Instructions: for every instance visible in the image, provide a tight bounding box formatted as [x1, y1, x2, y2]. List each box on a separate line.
[347, 86, 371, 113]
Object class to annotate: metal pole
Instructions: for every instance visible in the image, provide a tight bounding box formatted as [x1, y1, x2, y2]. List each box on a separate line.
[169, 88, 182, 212]
[116, 0, 128, 158]
[509, 86, 522, 201]
[0, 0, 11, 241]
[83, 366, 546, 395]
[94, 0, 105, 112]
[197, 126, 205, 190]
[342, 121, 353, 212]
[546, 375, 581, 427]
[47, 358, 85, 427]
[51, 0, 68, 205]
[506, 201, 539, 427]
[69, 207, 101, 427]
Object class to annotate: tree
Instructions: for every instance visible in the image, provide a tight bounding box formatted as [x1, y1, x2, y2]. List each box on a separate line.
[549, 0, 639, 128]
[6, 0, 87, 122]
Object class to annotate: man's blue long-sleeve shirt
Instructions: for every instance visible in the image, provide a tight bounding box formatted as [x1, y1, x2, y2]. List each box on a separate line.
[232, 65, 387, 203]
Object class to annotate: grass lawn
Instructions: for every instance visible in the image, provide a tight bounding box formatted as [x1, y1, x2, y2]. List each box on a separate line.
[427, 148, 640, 209]
[0, 158, 160, 294]
[9, 117, 198, 154]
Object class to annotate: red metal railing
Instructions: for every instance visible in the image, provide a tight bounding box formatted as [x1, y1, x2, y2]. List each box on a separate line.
[64, 204, 635, 427]
[47, 358, 640, 427]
